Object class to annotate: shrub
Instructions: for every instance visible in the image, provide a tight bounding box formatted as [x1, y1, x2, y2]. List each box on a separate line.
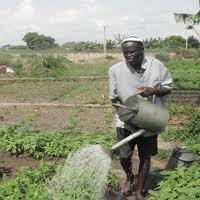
[173, 48, 200, 59]
[28, 54, 71, 69]
[0, 53, 13, 66]
[12, 59, 23, 75]
[105, 55, 114, 60]
[155, 52, 170, 62]
[163, 35, 185, 48]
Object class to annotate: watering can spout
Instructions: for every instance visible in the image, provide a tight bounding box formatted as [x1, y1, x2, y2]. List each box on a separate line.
[111, 129, 145, 151]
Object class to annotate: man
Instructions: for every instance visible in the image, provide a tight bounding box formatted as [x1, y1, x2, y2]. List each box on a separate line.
[108, 36, 172, 200]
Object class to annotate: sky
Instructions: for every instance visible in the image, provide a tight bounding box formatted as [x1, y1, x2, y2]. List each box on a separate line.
[0, 0, 199, 46]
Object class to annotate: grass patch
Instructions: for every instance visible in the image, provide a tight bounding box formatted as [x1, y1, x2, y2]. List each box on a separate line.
[163, 111, 200, 159]
[53, 80, 109, 104]
[167, 104, 198, 118]
[166, 59, 200, 89]
[154, 149, 171, 160]
[63, 108, 80, 134]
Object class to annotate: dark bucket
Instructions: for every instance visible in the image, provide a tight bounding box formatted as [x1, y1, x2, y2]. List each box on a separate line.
[166, 148, 196, 170]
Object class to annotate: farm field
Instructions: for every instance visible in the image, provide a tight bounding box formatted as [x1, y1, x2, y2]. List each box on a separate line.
[0, 50, 200, 199]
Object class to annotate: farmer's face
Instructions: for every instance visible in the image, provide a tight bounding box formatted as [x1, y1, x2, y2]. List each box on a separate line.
[122, 41, 144, 67]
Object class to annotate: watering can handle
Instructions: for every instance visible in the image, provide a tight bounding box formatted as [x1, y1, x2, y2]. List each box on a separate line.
[111, 129, 145, 151]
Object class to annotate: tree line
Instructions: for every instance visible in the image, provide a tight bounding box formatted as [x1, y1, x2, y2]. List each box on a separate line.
[2, 32, 200, 51]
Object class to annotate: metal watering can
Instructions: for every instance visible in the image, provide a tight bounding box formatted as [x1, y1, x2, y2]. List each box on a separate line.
[111, 95, 169, 151]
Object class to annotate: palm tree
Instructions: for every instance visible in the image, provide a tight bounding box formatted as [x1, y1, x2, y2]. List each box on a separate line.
[174, 0, 200, 41]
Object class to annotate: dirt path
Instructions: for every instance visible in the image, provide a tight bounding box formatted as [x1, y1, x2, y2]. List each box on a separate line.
[0, 102, 110, 107]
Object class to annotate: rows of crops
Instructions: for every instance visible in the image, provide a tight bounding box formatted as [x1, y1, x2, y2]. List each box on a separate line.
[0, 50, 200, 199]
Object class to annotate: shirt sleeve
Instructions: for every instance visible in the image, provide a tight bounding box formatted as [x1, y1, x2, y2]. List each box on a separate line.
[108, 67, 118, 100]
[159, 62, 173, 90]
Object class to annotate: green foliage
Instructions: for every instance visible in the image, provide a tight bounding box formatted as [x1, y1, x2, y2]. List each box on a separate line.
[8, 45, 27, 50]
[64, 109, 80, 134]
[172, 48, 200, 59]
[0, 162, 55, 200]
[163, 112, 200, 142]
[106, 39, 117, 50]
[63, 41, 103, 51]
[188, 144, 200, 160]
[105, 55, 114, 60]
[42, 55, 67, 69]
[53, 80, 109, 105]
[166, 59, 200, 89]
[144, 37, 163, 49]
[103, 108, 115, 133]
[23, 32, 57, 50]
[149, 164, 200, 200]
[154, 149, 171, 160]
[12, 59, 23, 76]
[155, 52, 170, 62]
[168, 104, 197, 118]
[163, 111, 200, 159]
[107, 174, 120, 189]
[0, 53, 13, 66]
[0, 127, 116, 158]
[144, 35, 199, 49]
[57, 184, 96, 200]
[163, 35, 185, 48]
[188, 36, 200, 48]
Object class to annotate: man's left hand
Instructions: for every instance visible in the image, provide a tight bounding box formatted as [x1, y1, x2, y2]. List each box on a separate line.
[138, 87, 156, 98]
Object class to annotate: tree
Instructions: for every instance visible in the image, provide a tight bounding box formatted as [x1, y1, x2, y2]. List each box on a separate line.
[23, 32, 57, 50]
[188, 35, 200, 48]
[174, 0, 200, 40]
[106, 39, 117, 50]
[114, 33, 127, 45]
[163, 35, 185, 48]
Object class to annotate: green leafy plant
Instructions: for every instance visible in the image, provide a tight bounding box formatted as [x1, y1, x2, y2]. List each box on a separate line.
[0, 127, 116, 159]
[0, 162, 55, 200]
[149, 164, 200, 200]
[107, 174, 120, 189]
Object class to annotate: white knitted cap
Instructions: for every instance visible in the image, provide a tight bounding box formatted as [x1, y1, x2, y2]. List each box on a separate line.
[121, 35, 143, 45]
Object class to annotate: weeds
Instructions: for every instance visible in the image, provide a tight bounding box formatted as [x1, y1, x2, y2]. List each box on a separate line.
[63, 108, 80, 134]
[163, 111, 200, 159]
[12, 59, 23, 76]
[154, 149, 171, 160]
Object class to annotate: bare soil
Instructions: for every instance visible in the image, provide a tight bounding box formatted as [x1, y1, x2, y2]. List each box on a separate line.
[31, 107, 73, 132]
[169, 115, 191, 126]
[0, 152, 38, 178]
[0, 105, 108, 132]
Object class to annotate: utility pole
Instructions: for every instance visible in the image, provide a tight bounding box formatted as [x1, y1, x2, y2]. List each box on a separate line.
[185, 27, 188, 50]
[103, 26, 107, 56]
